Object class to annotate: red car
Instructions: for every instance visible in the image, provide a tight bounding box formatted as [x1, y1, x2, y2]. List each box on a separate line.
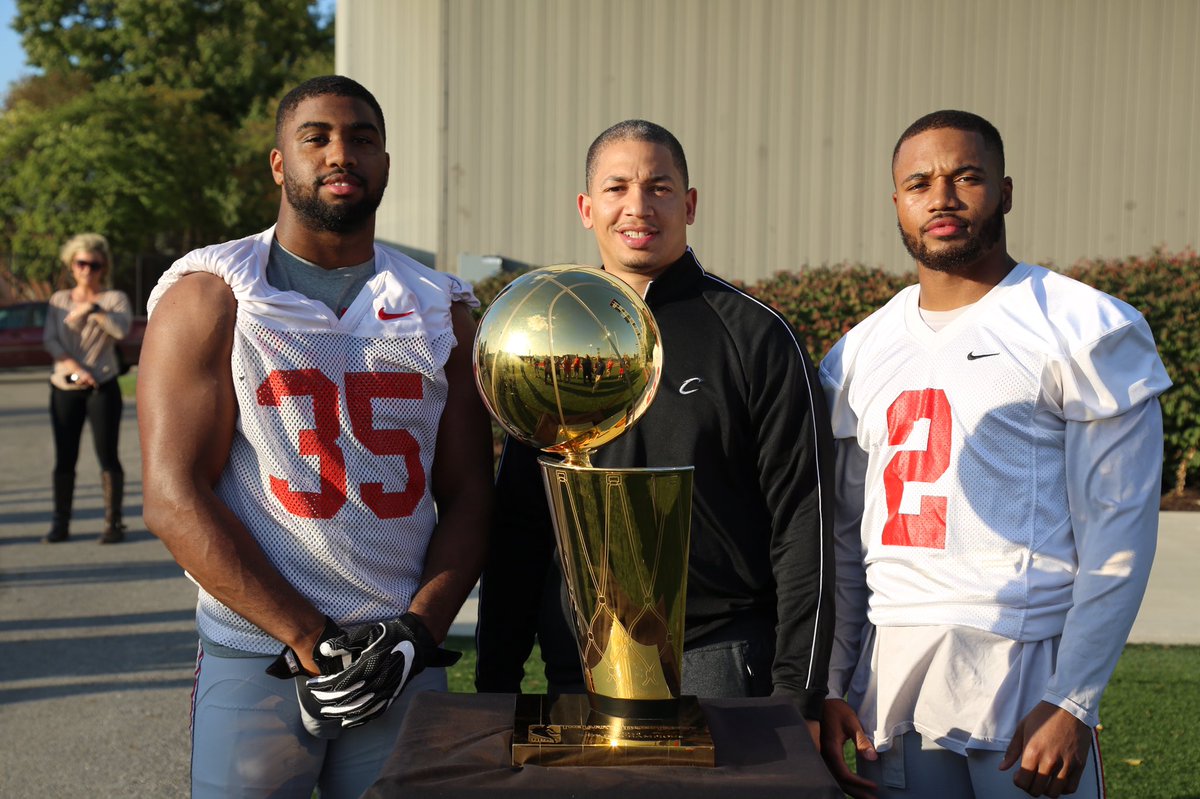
[0, 301, 147, 369]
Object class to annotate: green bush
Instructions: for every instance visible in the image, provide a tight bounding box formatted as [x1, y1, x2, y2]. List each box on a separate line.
[733, 264, 914, 373]
[471, 250, 1198, 494]
[470, 269, 526, 318]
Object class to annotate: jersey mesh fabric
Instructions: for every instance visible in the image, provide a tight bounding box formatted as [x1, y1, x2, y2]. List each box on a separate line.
[203, 316, 452, 653]
[821, 263, 1170, 751]
[146, 226, 478, 655]
[824, 263, 1168, 642]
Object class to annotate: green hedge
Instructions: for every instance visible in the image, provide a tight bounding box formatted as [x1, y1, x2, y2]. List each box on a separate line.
[471, 251, 1198, 494]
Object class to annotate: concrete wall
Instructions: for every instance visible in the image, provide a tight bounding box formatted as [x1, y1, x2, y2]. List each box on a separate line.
[338, 0, 1200, 281]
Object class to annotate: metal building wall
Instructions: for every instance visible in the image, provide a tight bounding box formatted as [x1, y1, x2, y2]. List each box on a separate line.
[339, 0, 1200, 281]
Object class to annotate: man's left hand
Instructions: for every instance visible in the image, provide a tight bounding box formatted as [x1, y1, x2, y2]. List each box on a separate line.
[306, 612, 461, 728]
[999, 701, 1093, 797]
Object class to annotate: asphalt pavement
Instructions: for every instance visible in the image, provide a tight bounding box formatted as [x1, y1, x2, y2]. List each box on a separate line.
[0, 368, 1195, 797]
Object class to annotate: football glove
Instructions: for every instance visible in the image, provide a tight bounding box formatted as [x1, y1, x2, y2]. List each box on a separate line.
[306, 612, 461, 728]
[293, 675, 344, 739]
[264, 616, 357, 739]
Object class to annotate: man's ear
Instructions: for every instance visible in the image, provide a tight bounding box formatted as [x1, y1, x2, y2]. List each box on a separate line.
[577, 192, 595, 230]
[270, 148, 285, 187]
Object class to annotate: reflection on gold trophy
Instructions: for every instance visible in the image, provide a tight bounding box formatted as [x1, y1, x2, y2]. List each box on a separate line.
[474, 266, 713, 766]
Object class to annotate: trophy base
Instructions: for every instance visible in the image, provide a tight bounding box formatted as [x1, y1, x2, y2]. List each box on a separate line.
[512, 693, 715, 767]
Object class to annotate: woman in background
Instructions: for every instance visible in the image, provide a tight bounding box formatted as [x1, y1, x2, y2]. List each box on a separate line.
[42, 233, 131, 544]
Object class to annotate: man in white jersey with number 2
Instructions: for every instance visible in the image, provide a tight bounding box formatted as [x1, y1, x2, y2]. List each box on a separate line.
[138, 76, 493, 798]
[818, 110, 1171, 799]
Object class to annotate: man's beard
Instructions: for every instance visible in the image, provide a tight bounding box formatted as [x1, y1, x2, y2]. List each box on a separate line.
[900, 202, 1005, 273]
[283, 169, 386, 234]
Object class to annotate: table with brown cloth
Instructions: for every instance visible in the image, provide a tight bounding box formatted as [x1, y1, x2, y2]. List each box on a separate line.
[364, 692, 843, 798]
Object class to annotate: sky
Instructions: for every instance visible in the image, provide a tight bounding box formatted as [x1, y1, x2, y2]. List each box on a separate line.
[0, 0, 30, 102]
[0, 0, 337, 105]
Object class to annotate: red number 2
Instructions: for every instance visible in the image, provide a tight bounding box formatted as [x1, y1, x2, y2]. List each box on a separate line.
[257, 369, 425, 519]
[882, 388, 951, 548]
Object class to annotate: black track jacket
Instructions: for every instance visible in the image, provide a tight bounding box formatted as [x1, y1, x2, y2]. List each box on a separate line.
[475, 249, 835, 719]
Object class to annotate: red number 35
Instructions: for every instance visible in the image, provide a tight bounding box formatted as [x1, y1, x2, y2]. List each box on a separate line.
[882, 388, 951, 548]
[256, 369, 425, 520]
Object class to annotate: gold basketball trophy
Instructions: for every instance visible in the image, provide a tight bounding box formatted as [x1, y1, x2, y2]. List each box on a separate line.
[474, 265, 714, 767]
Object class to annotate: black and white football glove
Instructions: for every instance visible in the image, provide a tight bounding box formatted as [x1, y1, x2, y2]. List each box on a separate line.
[305, 612, 461, 728]
[264, 616, 358, 739]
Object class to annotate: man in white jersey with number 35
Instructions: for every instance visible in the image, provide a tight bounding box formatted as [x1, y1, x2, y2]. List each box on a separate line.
[818, 110, 1171, 799]
[138, 76, 493, 798]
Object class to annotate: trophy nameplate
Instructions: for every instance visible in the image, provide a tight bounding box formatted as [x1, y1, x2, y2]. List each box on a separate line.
[512, 693, 714, 767]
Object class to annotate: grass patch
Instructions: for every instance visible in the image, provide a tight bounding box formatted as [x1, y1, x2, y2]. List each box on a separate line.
[1098, 644, 1200, 798]
[117, 368, 137, 398]
[446, 640, 1200, 797]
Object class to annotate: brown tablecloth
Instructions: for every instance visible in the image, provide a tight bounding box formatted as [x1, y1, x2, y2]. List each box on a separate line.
[364, 692, 843, 798]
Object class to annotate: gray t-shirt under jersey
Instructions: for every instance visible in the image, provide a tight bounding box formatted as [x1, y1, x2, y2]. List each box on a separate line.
[266, 239, 376, 317]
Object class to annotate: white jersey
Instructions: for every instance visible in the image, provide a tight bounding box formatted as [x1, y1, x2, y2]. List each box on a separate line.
[820, 262, 1168, 640]
[820, 263, 1170, 750]
[148, 227, 477, 654]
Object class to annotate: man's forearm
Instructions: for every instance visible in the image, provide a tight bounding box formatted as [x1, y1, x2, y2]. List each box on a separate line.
[409, 301, 494, 643]
[828, 440, 870, 698]
[1046, 401, 1162, 724]
[407, 500, 490, 642]
[145, 481, 326, 662]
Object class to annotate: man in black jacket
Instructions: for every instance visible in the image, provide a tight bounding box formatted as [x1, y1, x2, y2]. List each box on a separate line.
[475, 119, 834, 738]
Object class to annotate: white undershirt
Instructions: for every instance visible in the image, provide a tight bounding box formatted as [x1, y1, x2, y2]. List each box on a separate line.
[917, 303, 971, 332]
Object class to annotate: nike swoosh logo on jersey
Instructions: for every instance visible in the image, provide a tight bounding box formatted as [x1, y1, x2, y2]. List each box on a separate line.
[378, 307, 415, 320]
[966, 351, 999, 360]
[679, 377, 703, 395]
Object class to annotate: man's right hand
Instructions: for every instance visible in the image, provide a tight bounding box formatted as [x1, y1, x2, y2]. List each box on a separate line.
[820, 697, 879, 799]
[265, 617, 352, 679]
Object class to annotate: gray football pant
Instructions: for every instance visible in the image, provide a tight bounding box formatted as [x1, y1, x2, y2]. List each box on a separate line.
[190, 644, 445, 799]
[858, 730, 1105, 799]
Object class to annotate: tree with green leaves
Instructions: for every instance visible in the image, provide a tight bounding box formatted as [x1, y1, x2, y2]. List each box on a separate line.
[0, 81, 227, 282]
[14, 0, 332, 123]
[1, 0, 333, 291]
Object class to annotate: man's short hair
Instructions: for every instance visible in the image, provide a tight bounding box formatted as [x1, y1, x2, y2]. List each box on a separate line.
[275, 75, 386, 144]
[585, 119, 689, 191]
[892, 110, 1004, 175]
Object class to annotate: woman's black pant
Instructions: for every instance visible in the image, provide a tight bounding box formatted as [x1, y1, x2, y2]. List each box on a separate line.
[50, 380, 124, 478]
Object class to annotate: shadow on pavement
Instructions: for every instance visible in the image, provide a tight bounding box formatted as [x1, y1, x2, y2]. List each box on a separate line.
[0, 505, 146, 528]
[0, 559, 185, 586]
[0, 608, 195, 633]
[0, 676, 198, 706]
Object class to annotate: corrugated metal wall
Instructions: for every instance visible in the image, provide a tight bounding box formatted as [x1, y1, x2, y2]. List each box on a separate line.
[339, 0, 1200, 281]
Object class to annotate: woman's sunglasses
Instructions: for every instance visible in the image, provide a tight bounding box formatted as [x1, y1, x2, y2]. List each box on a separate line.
[73, 259, 106, 271]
